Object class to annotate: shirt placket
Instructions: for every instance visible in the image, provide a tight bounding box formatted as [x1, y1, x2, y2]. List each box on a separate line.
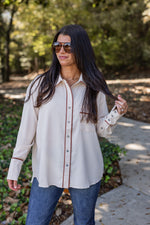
[62, 81, 73, 188]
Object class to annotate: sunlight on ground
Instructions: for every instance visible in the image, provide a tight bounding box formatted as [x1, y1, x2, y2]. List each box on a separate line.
[140, 125, 150, 129]
[143, 167, 150, 171]
[117, 121, 135, 127]
[117, 122, 150, 130]
[11, 70, 44, 81]
[107, 78, 150, 84]
[138, 154, 150, 159]
[0, 89, 25, 100]
[97, 203, 109, 212]
[125, 143, 146, 150]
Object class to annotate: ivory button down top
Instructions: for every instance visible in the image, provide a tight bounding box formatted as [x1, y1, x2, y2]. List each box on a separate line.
[7, 74, 122, 188]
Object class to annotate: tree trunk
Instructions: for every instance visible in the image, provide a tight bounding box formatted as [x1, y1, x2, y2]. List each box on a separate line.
[0, 68, 2, 83]
[0, 41, 3, 83]
[34, 56, 39, 72]
[5, 30, 10, 81]
[0, 56, 4, 83]
[3, 5, 17, 82]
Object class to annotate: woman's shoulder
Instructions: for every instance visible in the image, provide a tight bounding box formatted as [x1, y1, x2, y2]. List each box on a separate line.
[25, 74, 45, 101]
[28, 73, 45, 91]
[30, 73, 44, 86]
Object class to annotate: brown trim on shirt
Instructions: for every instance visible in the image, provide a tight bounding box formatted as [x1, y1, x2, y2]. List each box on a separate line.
[105, 120, 113, 127]
[80, 112, 90, 115]
[62, 85, 68, 188]
[68, 86, 74, 187]
[12, 157, 23, 162]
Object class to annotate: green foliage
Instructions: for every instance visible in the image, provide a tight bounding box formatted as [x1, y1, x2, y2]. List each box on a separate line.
[18, 214, 27, 224]
[90, 0, 148, 72]
[100, 139, 126, 184]
[0, 98, 31, 224]
[1, 0, 150, 80]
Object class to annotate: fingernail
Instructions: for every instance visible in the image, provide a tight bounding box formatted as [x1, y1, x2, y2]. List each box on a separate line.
[14, 186, 17, 189]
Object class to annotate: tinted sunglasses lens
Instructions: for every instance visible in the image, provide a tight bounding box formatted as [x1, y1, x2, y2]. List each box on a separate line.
[53, 43, 61, 53]
[63, 43, 71, 53]
[53, 42, 72, 53]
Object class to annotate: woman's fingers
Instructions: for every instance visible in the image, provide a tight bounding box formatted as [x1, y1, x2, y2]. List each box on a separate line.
[115, 102, 126, 114]
[7, 180, 13, 190]
[14, 180, 19, 189]
[7, 179, 15, 191]
[115, 102, 123, 114]
[7, 179, 21, 191]
[115, 95, 128, 115]
[115, 100, 127, 110]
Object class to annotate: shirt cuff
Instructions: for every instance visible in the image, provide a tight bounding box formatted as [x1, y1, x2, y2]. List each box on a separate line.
[7, 158, 23, 181]
[104, 106, 122, 127]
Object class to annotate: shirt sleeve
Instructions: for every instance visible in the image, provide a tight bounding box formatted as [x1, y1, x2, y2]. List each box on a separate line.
[7, 81, 39, 181]
[96, 92, 122, 138]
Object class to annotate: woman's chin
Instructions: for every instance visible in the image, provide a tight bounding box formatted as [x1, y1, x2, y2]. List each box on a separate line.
[59, 61, 71, 67]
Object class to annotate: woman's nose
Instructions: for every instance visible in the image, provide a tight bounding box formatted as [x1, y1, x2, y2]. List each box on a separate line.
[59, 46, 65, 53]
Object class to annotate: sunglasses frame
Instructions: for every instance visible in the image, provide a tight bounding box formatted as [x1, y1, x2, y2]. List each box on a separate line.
[52, 41, 72, 53]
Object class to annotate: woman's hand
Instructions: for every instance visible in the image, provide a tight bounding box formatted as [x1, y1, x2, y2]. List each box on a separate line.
[7, 179, 21, 191]
[115, 95, 128, 115]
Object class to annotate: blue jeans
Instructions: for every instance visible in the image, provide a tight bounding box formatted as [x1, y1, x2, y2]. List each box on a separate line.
[26, 178, 101, 225]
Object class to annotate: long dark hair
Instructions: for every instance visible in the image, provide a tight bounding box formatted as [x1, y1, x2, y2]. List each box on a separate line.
[26, 24, 117, 123]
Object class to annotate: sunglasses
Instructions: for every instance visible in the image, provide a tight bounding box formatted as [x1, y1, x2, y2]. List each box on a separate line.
[52, 42, 72, 53]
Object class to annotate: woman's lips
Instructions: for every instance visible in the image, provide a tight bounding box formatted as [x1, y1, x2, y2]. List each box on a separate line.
[59, 56, 68, 60]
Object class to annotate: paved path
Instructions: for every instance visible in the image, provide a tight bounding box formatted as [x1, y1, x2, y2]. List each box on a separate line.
[62, 117, 150, 225]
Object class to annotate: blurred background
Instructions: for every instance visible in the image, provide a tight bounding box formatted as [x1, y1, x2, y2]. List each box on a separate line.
[0, 0, 150, 122]
[1, 0, 150, 82]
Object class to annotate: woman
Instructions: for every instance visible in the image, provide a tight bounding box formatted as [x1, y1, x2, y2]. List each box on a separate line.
[7, 24, 128, 225]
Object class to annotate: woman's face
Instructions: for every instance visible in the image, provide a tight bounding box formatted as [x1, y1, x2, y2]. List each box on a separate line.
[56, 34, 76, 67]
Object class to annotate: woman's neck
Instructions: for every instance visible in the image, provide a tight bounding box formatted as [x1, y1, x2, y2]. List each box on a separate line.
[61, 65, 81, 81]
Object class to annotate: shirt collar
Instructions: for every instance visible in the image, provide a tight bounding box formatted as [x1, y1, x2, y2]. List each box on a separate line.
[56, 73, 86, 86]
[56, 74, 63, 86]
[77, 73, 85, 85]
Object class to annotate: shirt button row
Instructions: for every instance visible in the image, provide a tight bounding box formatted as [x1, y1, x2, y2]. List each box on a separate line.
[67, 150, 69, 152]
[66, 164, 69, 167]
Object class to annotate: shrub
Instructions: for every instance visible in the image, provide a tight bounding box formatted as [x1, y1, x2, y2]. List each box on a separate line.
[100, 138, 126, 184]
